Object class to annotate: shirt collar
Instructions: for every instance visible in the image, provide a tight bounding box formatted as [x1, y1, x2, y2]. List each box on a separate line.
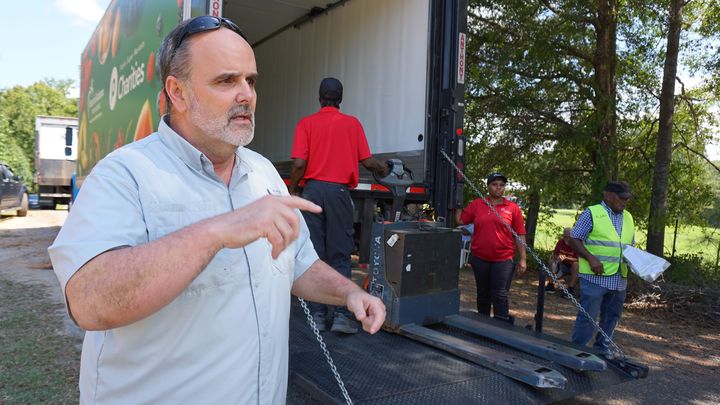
[233, 146, 253, 180]
[601, 200, 621, 216]
[320, 106, 340, 113]
[157, 115, 251, 179]
[484, 196, 508, 206]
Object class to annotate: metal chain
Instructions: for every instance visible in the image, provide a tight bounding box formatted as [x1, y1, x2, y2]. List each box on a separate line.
[297, 297, 353, 405]
[440, 150, 626, 360]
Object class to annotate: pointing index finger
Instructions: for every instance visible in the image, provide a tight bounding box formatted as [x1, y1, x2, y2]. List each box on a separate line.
[281, 195, 322, 214]
[266, 188, 322, 214]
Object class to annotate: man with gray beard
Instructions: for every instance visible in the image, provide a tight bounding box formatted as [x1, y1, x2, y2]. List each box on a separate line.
[187, 85, 256, 147]
[49, 16, 385, 405]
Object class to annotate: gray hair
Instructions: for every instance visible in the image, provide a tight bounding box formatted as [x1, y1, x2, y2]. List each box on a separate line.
[157, 19, 196, 113]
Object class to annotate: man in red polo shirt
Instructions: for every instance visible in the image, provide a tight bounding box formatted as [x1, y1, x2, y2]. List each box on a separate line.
[289, 77, 388, 334]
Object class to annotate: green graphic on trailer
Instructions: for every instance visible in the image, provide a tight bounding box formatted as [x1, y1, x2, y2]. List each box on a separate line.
[78, 0, 182, 178]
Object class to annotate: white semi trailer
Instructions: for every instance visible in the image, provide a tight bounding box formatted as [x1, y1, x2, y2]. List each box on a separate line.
[34, 115, 78, 208]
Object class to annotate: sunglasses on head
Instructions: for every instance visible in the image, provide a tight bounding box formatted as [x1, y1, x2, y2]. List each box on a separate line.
[172, 16, 246, 56]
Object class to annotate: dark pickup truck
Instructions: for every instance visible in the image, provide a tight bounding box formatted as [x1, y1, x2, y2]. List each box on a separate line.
[0, 163, 28, 217]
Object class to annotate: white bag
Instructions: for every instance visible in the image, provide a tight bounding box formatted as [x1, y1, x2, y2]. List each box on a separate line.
[622, 245, 671, 282]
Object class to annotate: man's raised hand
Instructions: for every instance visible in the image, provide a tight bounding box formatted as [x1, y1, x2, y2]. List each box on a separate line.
[208, 195, 321, 258]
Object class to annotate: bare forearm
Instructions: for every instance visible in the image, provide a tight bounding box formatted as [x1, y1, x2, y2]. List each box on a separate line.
[289, 159, 306, 195]
[66, 221, 221, 330]
[67, 195, 322, 330]
[569, 237, 605, 274]
[291, 260, 362, 305]
[294, 260, 386, 334]
[455, 208, 464, 225]
[568, 238, 593, 261]
[361, 157, 388, 177]
[516, 235, 527, 260]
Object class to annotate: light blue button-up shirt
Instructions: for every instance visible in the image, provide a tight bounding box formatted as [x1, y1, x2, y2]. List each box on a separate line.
[49, 117, 318, 404]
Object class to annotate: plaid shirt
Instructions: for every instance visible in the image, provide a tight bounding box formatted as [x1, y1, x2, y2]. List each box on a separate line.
[571, 201, 632, 291]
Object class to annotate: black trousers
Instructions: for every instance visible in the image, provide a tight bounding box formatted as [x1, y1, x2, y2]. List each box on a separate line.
[302, 180, 354, 316]
[469, 255, 515, 320]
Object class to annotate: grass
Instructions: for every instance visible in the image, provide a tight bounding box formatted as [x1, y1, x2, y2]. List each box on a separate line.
[0, 279, 80, 404]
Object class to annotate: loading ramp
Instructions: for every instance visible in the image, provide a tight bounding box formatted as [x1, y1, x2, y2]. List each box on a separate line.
[288, 307, 636, 404]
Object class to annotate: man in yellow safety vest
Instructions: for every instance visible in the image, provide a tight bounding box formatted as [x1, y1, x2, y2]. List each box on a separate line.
[568, 181, 634, 356]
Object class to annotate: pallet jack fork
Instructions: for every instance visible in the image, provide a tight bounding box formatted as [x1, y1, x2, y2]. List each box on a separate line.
[366, 160, 614, 389]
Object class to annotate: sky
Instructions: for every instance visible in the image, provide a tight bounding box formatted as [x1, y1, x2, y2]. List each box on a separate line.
[0, 0, 111, 92]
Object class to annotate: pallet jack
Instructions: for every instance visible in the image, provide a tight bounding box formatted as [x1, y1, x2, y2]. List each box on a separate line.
[366, 159, 614, 389]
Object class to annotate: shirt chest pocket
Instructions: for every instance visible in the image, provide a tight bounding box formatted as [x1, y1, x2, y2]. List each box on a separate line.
[144, 203, 245, 293]
[144, 203, 223, 239]
[272, 247, 294, 277]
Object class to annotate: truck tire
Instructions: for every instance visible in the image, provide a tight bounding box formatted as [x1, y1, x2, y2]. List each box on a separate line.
[18, 193, 29, 217]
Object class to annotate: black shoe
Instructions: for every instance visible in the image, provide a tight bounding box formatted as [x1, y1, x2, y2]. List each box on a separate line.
[493, 315, 515, 325]
[545, 284, 556, 294]
[331, 313, 359, 334]
[312, 313, 326, 332]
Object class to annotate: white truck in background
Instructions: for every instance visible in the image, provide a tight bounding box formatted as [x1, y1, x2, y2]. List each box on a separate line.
[34, 116, 78, 209]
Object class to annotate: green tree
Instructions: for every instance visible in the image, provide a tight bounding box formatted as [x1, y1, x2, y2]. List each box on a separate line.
[0, 79, 77, 184]
[463, 0, 720, 257]
[646, 0, 686, 256]
[464, 0, 622, 245]
[694, 1, 720, 97]
[619, 90, 716, 237]
[0, 114, 32, 182]
[617, 0, 720, 256]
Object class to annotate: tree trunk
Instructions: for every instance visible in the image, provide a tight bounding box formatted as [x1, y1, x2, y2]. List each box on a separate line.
[647, 0, 684, 257]
[590, 0, 619, 199]
[524, 191, 541, 250]
[671, 217, 679, 261]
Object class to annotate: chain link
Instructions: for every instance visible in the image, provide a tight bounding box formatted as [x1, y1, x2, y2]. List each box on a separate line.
[297, 297, 353, 404]
[440, 150, 626, 360]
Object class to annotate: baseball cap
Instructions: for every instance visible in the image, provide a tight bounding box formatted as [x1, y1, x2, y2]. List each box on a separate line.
[319, 77, 343, 101]
[604, 181, 633, 200]
[486, 172, 508, 184]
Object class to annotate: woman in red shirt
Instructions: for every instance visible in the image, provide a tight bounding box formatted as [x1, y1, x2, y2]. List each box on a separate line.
[456, 173, 527, 323]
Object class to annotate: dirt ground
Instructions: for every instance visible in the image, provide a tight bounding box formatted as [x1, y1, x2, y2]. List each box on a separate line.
[1, 210, 719, 404]
[0, 210, 83, 342]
